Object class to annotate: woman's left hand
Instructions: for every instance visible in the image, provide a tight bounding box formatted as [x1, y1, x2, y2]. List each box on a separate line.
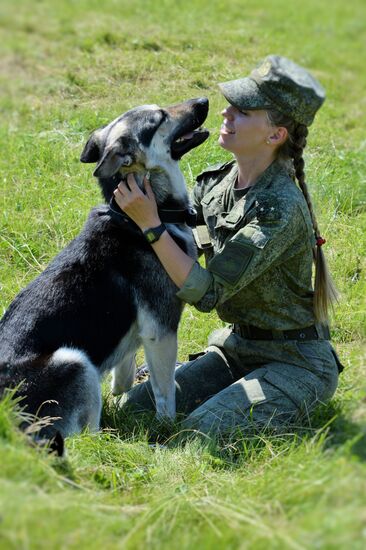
[113, 173, 161, 231]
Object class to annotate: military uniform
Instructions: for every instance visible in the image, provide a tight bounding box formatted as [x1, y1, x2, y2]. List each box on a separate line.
[121, 159, 341, 435]
[120, 55, 342, 435]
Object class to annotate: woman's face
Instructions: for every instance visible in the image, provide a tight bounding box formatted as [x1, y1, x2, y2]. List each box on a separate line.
[218, 104, 273, 156]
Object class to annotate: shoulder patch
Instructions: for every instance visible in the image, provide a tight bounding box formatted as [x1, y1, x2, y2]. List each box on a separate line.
[196, 160, 235, 182]
[208, 240, 255, 286]
[255, 192, 282, 222]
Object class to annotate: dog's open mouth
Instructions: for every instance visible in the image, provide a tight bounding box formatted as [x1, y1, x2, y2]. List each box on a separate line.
[171, 127, 209, 160]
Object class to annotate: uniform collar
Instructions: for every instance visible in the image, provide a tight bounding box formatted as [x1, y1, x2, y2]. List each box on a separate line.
[209, 160, 287, 228]
[239, 159, 285, 194]
[217, 158, 283, 200]
[215, 158, 284, 195]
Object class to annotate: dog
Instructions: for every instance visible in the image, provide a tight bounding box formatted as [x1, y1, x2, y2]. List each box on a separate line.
[0, 97, 209, 454]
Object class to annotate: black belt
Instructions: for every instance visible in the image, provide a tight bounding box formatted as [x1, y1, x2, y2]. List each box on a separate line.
[232, 323, 330, 341]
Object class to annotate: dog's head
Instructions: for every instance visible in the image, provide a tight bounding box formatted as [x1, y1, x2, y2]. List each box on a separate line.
[80, 97, 209, 202]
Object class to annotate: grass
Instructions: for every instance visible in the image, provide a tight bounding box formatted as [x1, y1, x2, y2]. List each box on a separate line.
[0, 0, 365, 548]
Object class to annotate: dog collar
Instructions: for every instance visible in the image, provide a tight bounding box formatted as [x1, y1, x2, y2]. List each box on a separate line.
[157, 207, 197, 227]
[108, 198, 197, 228]
[108, 198, 140, 229]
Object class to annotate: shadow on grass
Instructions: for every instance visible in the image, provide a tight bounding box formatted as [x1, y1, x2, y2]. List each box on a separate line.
[101, 392, 366, 465]
[309, 401, 366, 461]
[100, 393, 179, 444]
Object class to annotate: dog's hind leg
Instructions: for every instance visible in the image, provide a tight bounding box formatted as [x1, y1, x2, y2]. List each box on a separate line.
[141, 331, 177, 420]
[111, 352, 137, 396]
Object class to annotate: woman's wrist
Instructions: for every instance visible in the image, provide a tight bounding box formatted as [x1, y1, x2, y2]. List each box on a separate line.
[138, 218, 162, 232]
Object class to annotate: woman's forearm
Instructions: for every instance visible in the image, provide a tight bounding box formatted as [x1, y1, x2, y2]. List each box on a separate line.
[149, 229, 195, 289]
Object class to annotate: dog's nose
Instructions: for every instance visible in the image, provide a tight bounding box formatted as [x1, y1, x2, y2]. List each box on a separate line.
[195, 97, 209, 107]
[193, 97, 209, 116]
[188, 97, 208, 108]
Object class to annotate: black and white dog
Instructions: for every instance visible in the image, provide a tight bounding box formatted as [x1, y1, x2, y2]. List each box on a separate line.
[0, 97, 209, 452]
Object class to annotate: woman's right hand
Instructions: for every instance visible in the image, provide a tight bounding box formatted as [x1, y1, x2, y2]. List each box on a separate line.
[113, 173, 161, 231]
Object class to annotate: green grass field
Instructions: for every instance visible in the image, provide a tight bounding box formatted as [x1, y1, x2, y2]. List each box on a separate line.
[0, 0, 365, 548]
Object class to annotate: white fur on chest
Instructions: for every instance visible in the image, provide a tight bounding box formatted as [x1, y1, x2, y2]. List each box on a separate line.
[100, 322, 140, 374]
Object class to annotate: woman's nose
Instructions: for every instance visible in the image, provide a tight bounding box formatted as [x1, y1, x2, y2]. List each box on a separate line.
[221, 107, 233, 119]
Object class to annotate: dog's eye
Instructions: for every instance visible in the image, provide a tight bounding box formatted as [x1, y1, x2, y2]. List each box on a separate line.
[148, 110, 166, 128]
[158, 110, 168, 123]
[140, 111, 167, 146]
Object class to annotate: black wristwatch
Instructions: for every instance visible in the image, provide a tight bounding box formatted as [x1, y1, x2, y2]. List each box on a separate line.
[143, 223, 166, 244]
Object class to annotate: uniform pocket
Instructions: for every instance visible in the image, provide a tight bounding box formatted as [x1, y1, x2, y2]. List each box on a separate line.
[262, 364, 323, 409]
[295, 341, 326, 372]
[295, 341, 339, 399]
[296, 341, 339, 373]
[215, 209, 245, 230]
[202, 194, 222, 235]
[201, 193, 221, 215]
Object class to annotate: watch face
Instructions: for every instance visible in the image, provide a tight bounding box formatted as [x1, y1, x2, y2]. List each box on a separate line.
[144, 224, 165, 244]
[146, 231, 155, 243]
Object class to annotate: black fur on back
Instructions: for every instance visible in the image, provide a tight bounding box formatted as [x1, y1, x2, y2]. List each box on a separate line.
[0, 205, 186, 379]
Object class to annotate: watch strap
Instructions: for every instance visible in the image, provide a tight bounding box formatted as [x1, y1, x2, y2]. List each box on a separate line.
[143, 223, 166, 244]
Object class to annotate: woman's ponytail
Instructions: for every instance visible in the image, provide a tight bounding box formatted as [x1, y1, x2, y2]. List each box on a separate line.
[290, 124, 339, 323]
[267, 110, 338, 323]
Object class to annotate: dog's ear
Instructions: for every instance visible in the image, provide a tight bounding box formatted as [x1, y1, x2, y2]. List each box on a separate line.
[93, 147, 134, 178]
[80, 131, 102, 163]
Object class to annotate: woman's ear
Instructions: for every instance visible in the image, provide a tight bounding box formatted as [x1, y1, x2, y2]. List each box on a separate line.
[267, 126, 288, 146]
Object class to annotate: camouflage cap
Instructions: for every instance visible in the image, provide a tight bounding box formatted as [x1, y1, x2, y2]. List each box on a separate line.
[218, 55, 325, 126]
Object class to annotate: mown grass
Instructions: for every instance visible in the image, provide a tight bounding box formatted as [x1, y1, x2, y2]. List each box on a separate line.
[0, 0, 365, 548]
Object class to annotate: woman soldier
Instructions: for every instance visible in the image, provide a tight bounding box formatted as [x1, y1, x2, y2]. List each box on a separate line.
[113, 55, 343, 435]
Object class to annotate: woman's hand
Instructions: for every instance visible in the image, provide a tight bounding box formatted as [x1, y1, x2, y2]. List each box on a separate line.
[114, 173, 195, 288]
[113, 173, 161, 231]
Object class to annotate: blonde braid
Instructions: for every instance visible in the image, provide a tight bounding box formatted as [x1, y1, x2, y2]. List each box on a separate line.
[290, 124, 339, 323]
[267, 110, 338, 323]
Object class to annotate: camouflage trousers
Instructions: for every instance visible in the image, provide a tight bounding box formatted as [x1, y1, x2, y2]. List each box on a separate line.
[119, 329, 340, 436]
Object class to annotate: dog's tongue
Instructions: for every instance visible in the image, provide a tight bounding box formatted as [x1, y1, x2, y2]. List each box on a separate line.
[180, 131, 194, 140]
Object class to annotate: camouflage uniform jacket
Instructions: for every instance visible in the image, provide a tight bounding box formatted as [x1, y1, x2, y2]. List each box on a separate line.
[176, 159, 317, 330]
